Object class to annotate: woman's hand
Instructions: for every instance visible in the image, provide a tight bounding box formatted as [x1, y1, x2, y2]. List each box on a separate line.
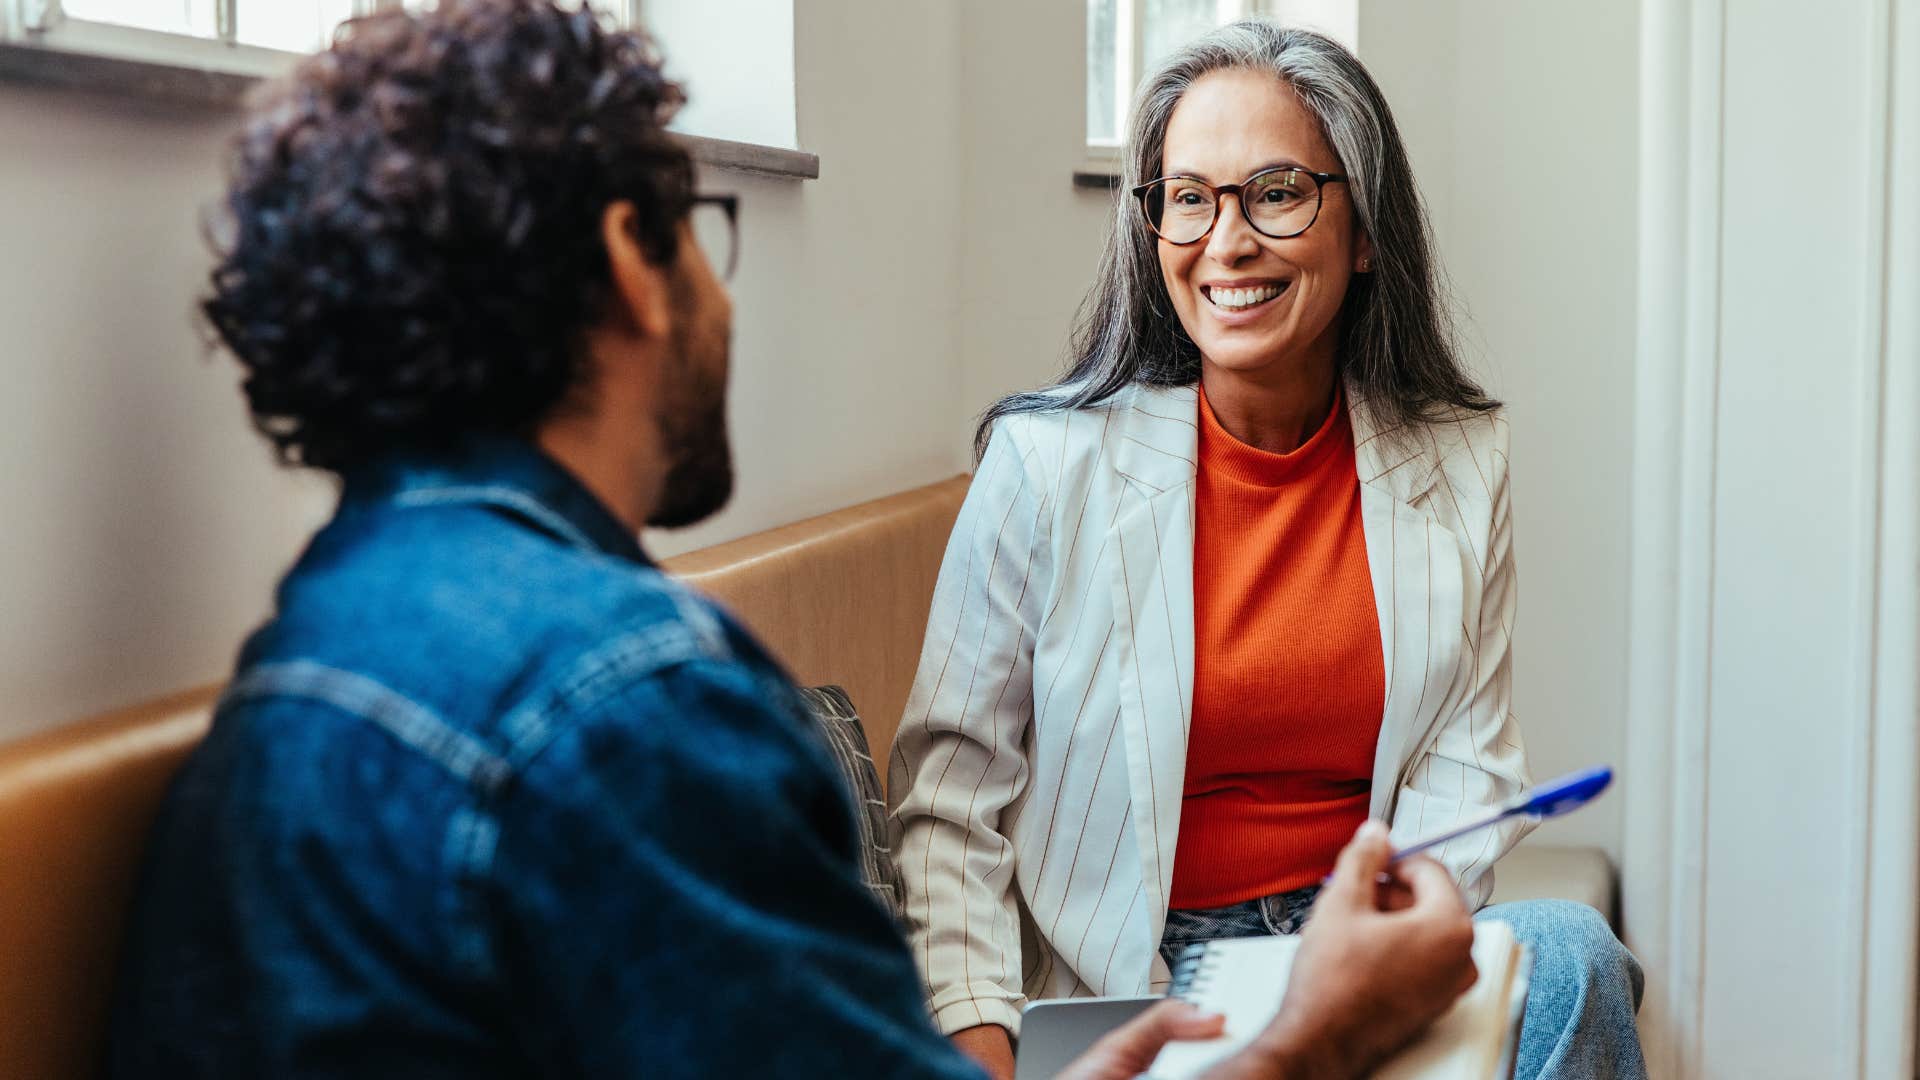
[951, 1024, 1016, 1080]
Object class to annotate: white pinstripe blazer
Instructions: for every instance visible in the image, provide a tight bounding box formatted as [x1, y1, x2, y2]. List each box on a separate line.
[885, 382, 1533, 1036]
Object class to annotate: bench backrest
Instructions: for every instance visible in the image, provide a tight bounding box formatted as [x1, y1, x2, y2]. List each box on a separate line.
[0, 474, 969, 1079]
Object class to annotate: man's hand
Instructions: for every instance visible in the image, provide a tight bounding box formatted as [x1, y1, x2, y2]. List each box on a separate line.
[951, 1023, 1016, 1080]
[1056, 1000, 1228, 1080]
[962, 1002, 1224, 1080]
[1211, 820, 1479, 1079]
[991, 822, 1475, 1080]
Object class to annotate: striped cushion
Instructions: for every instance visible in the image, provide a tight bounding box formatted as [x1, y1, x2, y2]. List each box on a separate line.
[798, 686, 906, 920]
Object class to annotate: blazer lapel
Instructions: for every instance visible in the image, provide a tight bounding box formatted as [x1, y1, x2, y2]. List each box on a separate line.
[1098, 384, 1468, 928]
[1350, 391, 1465, 819]
[1105, 384, 1199, 922]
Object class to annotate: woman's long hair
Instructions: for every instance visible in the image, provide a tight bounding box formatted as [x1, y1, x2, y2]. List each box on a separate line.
[975, 21, 1493, 458]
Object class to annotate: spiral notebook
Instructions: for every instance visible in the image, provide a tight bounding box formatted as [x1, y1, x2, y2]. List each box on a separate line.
[1149, 921, 1532, 1080]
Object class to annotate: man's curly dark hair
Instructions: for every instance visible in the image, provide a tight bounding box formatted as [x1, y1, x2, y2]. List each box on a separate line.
[204, 0, 694, 473]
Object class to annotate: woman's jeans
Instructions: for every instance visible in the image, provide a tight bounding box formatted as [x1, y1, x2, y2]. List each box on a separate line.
[1160, 886, 1648, 1080]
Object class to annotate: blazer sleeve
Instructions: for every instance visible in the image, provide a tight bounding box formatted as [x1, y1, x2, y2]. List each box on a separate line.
[1387, 419, 1535, 910]
[887, 420, 1051, 1036]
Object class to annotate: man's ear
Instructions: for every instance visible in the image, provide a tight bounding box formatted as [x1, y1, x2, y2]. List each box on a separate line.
[600, 200, 674, 342]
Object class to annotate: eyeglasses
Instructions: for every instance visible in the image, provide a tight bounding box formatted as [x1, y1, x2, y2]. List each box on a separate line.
[689, 194, 739, 281]
[1132, 167, 1349, 245]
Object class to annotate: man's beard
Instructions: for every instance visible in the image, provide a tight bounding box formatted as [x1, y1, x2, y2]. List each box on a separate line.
[648, 389, 732, 528]
[646, 322, 734, 530]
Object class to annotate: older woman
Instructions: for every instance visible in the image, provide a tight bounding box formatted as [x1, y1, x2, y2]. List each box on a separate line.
[889, 22, 1644, 1080]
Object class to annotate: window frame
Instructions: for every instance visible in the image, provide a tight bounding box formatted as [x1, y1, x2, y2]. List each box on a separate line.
[637, 0, 802, 155]
[0, 0, 815, 179]
[1082, 0, 1353, 183]
[1080, 0, 1133, 175]
[1085, 0, 1262, 176]
[1, 0, 402, 81]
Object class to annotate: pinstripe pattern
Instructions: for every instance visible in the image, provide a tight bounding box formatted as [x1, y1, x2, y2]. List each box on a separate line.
[886, 384, 1533, 1037]
[797, 686, 907, 919]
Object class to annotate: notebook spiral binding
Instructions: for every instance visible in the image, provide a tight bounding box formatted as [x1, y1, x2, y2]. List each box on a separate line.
[1166, 942, 1223, 1003]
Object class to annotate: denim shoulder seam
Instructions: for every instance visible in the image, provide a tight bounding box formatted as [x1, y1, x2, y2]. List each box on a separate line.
[393, 485, 598, 553]
[222, 660, 507, 982]
[224, 660, 514, 797]
[494, 582, 735, 773]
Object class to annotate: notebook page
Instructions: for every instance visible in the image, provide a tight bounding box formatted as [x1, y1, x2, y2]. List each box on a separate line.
[1374, 920, 1520, 1080]
[1149, 921, 1523, 1080]
[1150, 934, 1301, 1078]
[1491, 944, 1534, 1080]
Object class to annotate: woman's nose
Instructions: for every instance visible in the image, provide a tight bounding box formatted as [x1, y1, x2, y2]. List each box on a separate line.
[1205, 193, 1262, 264]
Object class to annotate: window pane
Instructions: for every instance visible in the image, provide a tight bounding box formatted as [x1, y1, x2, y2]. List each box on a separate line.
[61, 0, 218, 38]
[235, 0, 357, 53]
[1142, 0, 1222, 72]
[651, 0, 797, 148]
[1086, 0, 1120, 145]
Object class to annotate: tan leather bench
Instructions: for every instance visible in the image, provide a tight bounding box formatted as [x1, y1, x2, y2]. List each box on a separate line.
[0, 471, 1607, 1078]
[667, 475, 971, 769]
[0, 688, 222, 1080]
[0, 475, 969, 1079]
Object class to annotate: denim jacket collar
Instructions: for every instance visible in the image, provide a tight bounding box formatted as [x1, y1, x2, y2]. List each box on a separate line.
[341, 436, 651, 567]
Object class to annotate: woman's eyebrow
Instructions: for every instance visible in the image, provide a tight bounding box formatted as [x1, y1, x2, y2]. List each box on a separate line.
[1250, 159, 1312, 174]
[1161, 159, 1313, 181]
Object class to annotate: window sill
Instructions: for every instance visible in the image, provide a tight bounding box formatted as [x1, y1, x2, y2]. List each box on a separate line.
[0, 40, 821, 181]
[1073, 170, 1122, 191]
[679, 132, 819, 181]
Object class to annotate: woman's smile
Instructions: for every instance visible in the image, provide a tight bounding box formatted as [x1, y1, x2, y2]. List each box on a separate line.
[1201, 277, 1293, 322]
[1155, 68, 1363, 387]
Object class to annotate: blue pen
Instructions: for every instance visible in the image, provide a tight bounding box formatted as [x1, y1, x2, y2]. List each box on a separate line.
[1391, 765, 1613, 864]
[1327, 765, 1614, 885]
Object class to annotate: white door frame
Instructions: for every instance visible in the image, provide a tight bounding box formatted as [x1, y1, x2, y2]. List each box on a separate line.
[1624, 0, 1919, 1075]
[1858, 0, 1920, 1073]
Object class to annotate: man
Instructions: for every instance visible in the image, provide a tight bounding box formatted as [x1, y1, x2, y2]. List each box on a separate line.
[108, 2, 1477, 1077]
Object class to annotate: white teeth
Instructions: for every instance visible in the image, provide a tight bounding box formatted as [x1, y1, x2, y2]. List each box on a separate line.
[1208, 284, 1284, 309]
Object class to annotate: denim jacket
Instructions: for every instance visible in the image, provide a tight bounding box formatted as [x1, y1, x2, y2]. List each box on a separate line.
[108, 438, 983, 1080]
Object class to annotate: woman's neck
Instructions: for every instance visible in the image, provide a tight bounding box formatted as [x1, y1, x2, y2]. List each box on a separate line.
[1198, 356, 1340, 454]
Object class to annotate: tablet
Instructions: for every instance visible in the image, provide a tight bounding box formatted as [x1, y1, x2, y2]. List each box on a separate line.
[1013, 995, 1160, 1080]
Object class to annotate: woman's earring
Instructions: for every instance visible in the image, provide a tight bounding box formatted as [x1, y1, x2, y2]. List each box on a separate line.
[1358, 258, 1372, 272]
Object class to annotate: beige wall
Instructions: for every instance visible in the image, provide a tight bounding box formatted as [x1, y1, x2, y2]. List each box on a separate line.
[1363, 0, 1640, 863]
[645, 0, 967, 558]
[1, 0, 1645, 882]
[956, 0, 1113, 443]
[0, 0, 970, 739]
[0, 88, 335, 741]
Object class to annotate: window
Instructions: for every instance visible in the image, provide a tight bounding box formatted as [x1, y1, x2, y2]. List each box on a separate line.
[1085, 0, 1358, 166]
[644, 0, 797, 152]
[60, 0, 357, 54]
[0, 1, 650, 76]
[4, 0, 391, 80]
[0, 1, 809, 173]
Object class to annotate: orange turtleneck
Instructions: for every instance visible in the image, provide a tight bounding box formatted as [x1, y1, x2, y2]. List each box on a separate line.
[1169, 383, 1386, 910]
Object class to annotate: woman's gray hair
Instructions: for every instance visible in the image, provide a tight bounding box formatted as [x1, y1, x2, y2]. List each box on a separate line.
[975, 20, 1492, 457]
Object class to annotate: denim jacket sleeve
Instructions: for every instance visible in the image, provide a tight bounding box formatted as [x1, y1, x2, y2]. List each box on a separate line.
[489, 652, 986, 1080]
